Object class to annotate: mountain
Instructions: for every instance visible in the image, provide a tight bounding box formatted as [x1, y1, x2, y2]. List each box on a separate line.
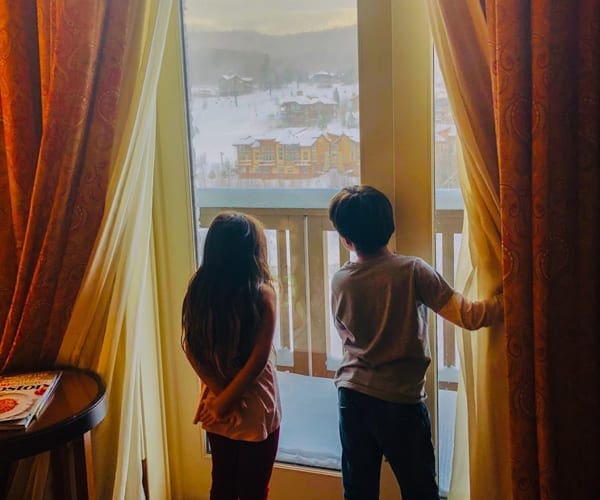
[183, 27, 358, 87]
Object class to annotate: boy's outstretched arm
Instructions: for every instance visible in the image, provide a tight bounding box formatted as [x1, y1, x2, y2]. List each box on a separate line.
[198, 284, 277, 424]
[438, 292, 504, 330]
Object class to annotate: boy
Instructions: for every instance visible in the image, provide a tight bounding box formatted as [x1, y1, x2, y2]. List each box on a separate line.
[328, 185, 503, 500]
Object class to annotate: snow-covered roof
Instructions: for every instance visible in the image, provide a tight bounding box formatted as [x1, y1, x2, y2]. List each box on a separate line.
[236, 126, 360, 148]
[310, 71, 336, 78]
[280, 96, 337, 106]
[343, 129, 360, 143]
[326, 126, 360, 143]
[233, 136, 256, 146]
[264, 127, 323, 146]
[280, 96, 313, 106]
[220, 74, 253, 82]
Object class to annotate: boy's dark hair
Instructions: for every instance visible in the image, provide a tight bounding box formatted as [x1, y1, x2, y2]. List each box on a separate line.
[328, 185, 395, 254]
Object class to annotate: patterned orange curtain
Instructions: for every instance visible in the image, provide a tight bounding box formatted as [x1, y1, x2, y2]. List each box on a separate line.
[0, 0, 134, 373]
[488, 1, 600, 498]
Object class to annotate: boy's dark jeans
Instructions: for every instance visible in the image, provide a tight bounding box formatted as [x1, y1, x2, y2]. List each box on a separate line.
[338, 388, 440, 500]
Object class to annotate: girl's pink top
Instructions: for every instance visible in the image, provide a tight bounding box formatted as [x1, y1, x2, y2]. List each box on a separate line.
[200, 352, 281, 442]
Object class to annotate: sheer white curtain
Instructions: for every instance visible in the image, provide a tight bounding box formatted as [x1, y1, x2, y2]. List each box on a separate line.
[57, 0, 175, 498]
[426, 1, 510, 499]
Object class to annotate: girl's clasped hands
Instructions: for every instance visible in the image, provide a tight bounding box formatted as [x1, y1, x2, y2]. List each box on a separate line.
[194, 393, 245, 427]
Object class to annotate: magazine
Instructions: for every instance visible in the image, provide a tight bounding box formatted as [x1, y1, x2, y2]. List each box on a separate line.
[0, 370, 62, 430]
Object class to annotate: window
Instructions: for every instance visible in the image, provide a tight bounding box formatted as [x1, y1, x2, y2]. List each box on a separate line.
[433, 51, 463, 498]
[182, 1, 360, 194]
[180, 0, 453, 496]
[181, 0, 360, 471]
[284, 145, 299, 162]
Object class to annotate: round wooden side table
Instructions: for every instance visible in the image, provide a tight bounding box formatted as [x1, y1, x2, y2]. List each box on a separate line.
[0, 367, 107, 499]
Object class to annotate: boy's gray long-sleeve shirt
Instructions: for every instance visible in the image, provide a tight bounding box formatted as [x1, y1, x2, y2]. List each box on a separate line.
[331, 253, 503, 403]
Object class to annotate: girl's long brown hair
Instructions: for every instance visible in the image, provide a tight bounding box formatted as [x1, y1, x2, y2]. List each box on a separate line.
[182, 212, 272, 380]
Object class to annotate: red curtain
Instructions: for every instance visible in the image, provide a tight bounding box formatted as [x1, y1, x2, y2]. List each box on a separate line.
[0, 1, 134, 372]
[488, 0, 600, 498]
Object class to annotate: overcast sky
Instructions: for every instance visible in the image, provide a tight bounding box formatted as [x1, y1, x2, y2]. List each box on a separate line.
[183, 0, 357, 35]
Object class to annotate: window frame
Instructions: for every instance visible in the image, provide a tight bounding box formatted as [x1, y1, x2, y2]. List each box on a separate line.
[161, 0, 438, 497]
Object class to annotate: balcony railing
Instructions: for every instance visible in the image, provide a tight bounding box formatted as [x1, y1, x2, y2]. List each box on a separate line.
[198, 195, 463, 388]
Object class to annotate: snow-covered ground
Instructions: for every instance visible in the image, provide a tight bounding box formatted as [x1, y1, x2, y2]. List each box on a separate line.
[276, 371, 457, 495]
[276, 371, 341, 470]
[189, 83, 359, 190]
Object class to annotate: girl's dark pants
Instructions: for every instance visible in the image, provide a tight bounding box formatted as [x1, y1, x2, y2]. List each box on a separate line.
[338, 388, 440, 500]
[207, 427, 280, 500]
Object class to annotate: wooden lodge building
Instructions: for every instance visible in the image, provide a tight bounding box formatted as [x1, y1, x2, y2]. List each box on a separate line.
[234, 128, 359, 179]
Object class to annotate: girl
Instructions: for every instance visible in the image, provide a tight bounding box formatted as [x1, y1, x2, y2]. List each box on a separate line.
[182, 212, 281, 500]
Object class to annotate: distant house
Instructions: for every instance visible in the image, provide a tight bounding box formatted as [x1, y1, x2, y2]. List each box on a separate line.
[234, 127, 359, 179]
[280, 95, 338, 126]
[218, 74, 253, 96]
[309, 71, 338, 86]
[191, 86, 216, 97]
